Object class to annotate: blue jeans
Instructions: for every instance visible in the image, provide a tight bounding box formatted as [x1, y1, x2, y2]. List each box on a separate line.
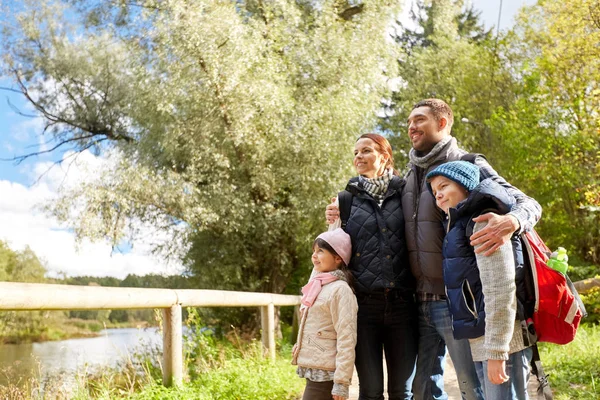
[475, 347, 532, 400]
[413, 300, 484, 400]
[355, 291, 418, 400]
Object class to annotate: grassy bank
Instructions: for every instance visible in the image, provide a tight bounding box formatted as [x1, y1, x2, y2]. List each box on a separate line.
[0, 342, 303, 400]
[539, 323, 599, 399]
[0, 311, 153, 344]
[0, 309, 305, 400]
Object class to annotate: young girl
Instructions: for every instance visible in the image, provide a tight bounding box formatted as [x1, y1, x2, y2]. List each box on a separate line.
[292, 228, 358, 400]
[426, 161, 532, 400]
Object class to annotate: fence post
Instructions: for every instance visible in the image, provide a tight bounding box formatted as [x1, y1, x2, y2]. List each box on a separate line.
[260, 306, 268, 353]
[260, 303, 276, 361]
[163, 304, 183, 387]
[267, 302, 276, 361]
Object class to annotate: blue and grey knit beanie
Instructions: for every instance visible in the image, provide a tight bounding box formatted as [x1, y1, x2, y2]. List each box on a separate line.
[426, 161, 480, 194]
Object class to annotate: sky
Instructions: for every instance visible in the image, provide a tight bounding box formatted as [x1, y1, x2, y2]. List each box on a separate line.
[0, 0, 535, 279]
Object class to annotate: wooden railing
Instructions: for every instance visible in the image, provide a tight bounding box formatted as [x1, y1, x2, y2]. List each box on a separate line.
[0, 282, 301, 387]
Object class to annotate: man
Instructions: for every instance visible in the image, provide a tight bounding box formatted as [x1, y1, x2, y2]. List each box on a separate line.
[326, 99, 541, 400]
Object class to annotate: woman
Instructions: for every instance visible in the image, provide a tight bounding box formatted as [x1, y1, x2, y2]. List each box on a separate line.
[329, 133, 417, 400]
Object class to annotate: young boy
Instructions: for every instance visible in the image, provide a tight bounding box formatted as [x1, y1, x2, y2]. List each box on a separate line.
[426, 161, 532, 400]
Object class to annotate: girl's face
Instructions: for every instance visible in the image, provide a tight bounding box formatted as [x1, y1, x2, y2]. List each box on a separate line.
[353, 138, 389, 178]
[429, 175, 469, 214]
[311, 245, 342, 273]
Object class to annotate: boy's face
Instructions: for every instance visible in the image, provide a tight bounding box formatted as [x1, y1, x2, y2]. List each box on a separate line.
[311, 245, 342, 273]
[429, 175, 469, 214]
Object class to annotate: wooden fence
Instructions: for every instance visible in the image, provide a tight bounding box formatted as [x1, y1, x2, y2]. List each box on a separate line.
[0, 282, 301, 387]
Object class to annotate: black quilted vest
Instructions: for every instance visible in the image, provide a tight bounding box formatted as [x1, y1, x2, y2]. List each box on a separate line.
[343, 176, 414, 294]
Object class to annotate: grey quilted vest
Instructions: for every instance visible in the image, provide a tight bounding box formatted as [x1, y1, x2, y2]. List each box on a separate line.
[401, 138, 465, 296]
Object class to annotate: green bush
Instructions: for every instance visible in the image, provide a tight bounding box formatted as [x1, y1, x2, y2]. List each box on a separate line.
[580, 287, 600, 324]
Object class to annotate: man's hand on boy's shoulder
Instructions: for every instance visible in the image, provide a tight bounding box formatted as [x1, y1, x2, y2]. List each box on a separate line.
[470, 213, 520, 256]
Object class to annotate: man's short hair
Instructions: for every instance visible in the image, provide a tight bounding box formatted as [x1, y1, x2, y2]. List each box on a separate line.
[412, 99, 454, 130]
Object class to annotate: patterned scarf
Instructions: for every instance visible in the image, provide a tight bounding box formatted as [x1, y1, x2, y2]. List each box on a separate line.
[358, 168, 394, 203]
[409, 135, 453, 169]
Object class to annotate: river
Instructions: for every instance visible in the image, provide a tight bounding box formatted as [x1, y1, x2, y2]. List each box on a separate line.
[0, 327, 162, 386]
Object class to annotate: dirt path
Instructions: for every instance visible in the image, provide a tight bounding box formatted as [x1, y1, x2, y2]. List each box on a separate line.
[348, 354, 539, 399]
[348, 354, 461, 399]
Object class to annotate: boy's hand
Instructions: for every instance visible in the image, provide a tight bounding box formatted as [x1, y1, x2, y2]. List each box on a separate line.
[326, 197, 340, 224]
[470, 213, 519, 256]
[487, 359, 509, 385]
[332, 396, 346, 400]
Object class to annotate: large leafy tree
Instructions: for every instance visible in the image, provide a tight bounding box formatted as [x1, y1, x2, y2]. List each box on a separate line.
[384, 0, 515, 168]
[489, 0, 600, 264]
[1, 0, 402, 296]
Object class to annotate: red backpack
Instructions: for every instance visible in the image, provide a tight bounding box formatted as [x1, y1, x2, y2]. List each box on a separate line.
[521, 229, 586, 344]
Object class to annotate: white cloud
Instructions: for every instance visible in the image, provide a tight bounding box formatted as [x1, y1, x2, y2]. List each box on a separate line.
[0, 151, 185, 279]
[9, 116, 44, 143]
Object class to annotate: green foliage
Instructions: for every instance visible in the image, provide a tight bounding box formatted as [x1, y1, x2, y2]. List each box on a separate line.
[0, 241, 46, 283]
[481, 0, 600, 265]
[580, 288, 600, 325]
[397, 0, 492, 53]
[538, 323, 600, 399]
[0, 240, 50, 343]
[384, 0, 515, 169]
[2, 0, 404, 299]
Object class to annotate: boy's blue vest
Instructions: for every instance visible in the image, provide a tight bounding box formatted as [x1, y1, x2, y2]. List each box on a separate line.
[443, 179, 529, 340]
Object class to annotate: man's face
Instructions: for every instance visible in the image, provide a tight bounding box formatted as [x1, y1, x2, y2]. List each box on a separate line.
[407, 106, 448, 153]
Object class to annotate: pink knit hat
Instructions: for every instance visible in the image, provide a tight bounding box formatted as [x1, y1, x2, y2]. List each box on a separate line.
[316, 228, 352, 267]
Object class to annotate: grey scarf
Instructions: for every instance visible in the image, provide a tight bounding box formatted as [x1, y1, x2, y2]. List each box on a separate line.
[409, 135, 454, 169]
[358, 168, 394, 203]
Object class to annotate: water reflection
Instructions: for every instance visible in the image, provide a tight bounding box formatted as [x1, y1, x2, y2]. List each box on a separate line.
[0, 328, 162, 385]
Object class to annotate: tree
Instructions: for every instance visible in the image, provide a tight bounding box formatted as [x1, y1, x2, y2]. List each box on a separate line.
[383, 0, 516, 168]
[0, 241, 48, 342]
[1, 0, 403, 301]
[396, 0, 492, 53]
[0, 242, 46, 283]
[488, 0, 600, 264]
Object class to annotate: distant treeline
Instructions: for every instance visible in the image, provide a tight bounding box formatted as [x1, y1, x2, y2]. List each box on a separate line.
[59, 274, 198, 324]
[0, 239, 203, 341]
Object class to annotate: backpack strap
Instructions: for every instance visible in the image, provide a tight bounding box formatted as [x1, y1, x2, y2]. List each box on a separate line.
[460, 152, 492, 180]
[531, 344, 554, 399]
[566, 275, 588, 318]
[338, 190, 353, 230]
[465, 208, 498, 237]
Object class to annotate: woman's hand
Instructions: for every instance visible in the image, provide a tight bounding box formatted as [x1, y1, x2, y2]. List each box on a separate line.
[487, 359, 509, 385]
[326, 197, 340, 224]
[332, 395, 346, 400]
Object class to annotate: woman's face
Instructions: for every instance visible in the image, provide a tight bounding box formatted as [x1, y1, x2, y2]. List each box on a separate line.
[353, 138, 388, 178]
[429, 175, 469, 214]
